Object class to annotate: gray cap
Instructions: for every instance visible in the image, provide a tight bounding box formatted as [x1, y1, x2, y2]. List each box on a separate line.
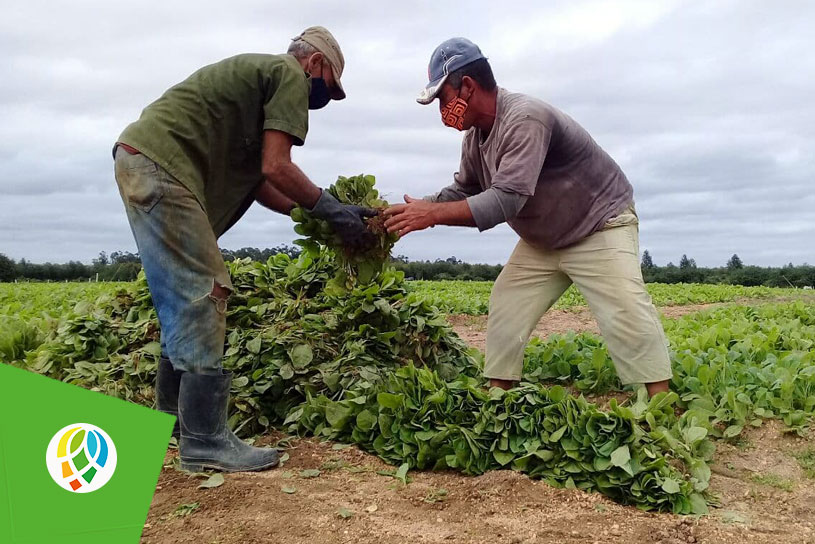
[417, 37, 486, 105]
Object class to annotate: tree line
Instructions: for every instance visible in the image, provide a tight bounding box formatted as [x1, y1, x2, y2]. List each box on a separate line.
[0, 246, 301, 283]
[639, 251, 815, 288]
[1, 247, 813, 288]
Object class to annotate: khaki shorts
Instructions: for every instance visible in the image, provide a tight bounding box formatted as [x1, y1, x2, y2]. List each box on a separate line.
[484, 205, 672, 385]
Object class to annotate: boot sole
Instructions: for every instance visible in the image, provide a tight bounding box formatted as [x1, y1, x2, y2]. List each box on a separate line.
[180, 457, 280, 473]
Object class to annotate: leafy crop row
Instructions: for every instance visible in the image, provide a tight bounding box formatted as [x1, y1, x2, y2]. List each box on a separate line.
[410, 280, 803, 315]
[523, 302, 815, 436]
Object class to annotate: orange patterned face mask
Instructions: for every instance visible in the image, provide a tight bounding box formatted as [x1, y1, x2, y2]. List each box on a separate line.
[440, 95, 468, 130]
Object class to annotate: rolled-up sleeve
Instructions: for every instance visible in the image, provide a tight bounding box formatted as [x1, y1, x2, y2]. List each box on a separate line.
[466, 187, 529, 231]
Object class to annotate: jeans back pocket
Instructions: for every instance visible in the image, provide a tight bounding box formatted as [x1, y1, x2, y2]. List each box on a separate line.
[114, 150, 165, 213]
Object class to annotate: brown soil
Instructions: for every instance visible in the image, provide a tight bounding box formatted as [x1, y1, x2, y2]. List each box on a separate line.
[142, 298, 815, 544]
[142, 422, 815, 544]
[447, 296, 812, 352]
[446, 303, 723, 352]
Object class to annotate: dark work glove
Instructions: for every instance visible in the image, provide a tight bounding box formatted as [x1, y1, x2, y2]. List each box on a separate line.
[309, 190, 379, 251]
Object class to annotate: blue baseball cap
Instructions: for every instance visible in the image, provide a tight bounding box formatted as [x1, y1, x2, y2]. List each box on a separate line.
[417, 37, 486, 105]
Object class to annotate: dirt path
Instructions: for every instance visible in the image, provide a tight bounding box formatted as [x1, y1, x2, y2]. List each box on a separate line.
[447, 297, 809, 351]
[141, 298, 815, 544]
[447, 302, 722, 352]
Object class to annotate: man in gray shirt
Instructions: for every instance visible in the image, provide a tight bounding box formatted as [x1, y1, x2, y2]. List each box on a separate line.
[383, 38, 672, 396]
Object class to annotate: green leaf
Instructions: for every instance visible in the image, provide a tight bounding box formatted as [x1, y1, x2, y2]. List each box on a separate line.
[281, 486, 297, 494]
[394, 462, 410, 484]
[549, 425, 568, 442]
[610, 445, 631, 468]
[142, 341, 162, 357]
[299, 469, 321, 478]
[684, 426, 708, 444]
[493, 451, 515, 466]
[325, 403, 352, 429]
[290, 344, 313, 369]
[246, 336, 262, 354]
[337, 506, 353, 519]
[356, 410, 377, 431]
[279, 364, 295, 380]
[171, 502, 200, 517]
[661, 478, 680, 494]
[548, 385, 567, 403]
[723, 424, 743, 438]
[377, 392, 404, 410]
[197, 473, 225, 489]
[689, 493, 709, 515]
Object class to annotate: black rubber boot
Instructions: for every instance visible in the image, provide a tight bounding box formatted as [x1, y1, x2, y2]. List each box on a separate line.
[178, 371, 279, 472]
[156, 357, 182, 439]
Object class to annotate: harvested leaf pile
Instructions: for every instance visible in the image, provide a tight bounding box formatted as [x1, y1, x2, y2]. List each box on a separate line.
[291, 174, 398, 286]
[18, 175, 717, 513]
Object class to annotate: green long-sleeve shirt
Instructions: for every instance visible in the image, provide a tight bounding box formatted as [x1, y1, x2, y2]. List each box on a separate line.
[118, 53, 310, 236]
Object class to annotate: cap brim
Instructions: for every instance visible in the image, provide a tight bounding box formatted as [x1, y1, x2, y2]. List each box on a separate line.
[330, 84, 345, 100]
[416, 73, 449, 105]
[330, 66, 346, 100]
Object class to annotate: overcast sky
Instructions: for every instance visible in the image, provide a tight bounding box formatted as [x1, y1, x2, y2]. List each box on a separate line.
[1, 0, 813, 267]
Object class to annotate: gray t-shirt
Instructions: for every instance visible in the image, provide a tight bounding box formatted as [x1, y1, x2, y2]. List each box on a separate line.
[429, 88, 633, 250]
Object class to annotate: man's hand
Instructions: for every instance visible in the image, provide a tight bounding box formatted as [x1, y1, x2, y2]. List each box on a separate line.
[382, 195, 438, 237]
[310, 190, 378, 251]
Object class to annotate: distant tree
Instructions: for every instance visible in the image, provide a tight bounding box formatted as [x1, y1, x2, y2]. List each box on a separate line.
[729, 265, 769, 287]
[726, 254, 743, 270]
[641, 250, 655, 270]
[234, 247, 262, 261]
[268, 244, 301, 260]
[110, 251, 140, 264]
[93, 251, 109, 266]
[679, 254, 696, 270]
[0, 253, 16, 282]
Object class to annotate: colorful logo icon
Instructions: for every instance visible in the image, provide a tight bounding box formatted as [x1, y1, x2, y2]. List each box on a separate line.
[45, 423, 118, 493]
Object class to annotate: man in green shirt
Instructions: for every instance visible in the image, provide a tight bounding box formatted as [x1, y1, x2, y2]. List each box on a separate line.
[113, 26, 374, 472]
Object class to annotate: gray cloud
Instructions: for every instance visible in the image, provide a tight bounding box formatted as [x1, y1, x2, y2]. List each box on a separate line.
[1, 0, 813, 268]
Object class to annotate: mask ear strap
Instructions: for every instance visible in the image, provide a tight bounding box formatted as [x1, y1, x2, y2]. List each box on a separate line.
[307, 54, 320, 76]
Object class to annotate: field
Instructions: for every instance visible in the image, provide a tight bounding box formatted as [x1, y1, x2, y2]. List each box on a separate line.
[2, 276, 815, 543]
[409, 280, 804, 315]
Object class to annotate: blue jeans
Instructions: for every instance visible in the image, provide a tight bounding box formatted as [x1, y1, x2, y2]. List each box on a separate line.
[113, 146, 233, 373]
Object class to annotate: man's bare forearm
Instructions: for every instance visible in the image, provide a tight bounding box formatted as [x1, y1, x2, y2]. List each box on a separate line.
[263, 162, 322, 209]
[254, 180, 297, 215]
[383, 196, 475, 237]
[431, 200, 477, 227]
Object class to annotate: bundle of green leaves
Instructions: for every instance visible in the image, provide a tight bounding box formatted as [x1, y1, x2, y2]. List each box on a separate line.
[291, 174, 398, 287]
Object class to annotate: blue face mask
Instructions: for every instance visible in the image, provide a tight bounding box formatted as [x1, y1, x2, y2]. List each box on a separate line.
[308, 77, 331, 110]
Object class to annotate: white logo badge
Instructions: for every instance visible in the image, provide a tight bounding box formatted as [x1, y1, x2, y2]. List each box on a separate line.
[45, 423, 118, 493]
